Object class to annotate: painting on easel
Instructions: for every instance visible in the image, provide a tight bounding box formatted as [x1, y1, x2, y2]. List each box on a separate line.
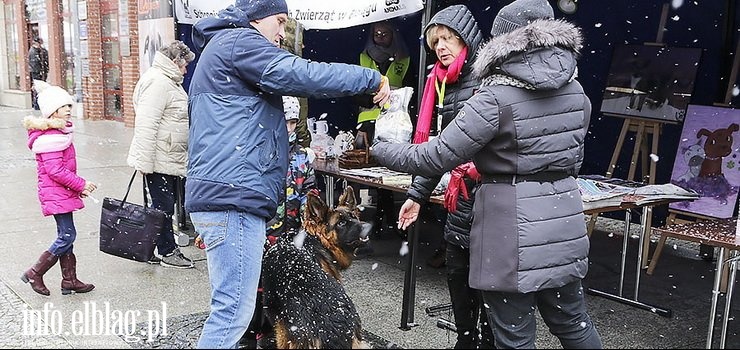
[669, 105, 740, 219]
[601, 44, 702, 123]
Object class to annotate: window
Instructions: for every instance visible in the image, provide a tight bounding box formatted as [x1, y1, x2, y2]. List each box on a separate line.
[100, 1, 122, 120]
[4, 2, 21, 89]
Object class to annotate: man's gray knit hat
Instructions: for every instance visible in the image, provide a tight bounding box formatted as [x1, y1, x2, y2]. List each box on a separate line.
[235, 0, 288, 20]
[490, 0, 554, 37]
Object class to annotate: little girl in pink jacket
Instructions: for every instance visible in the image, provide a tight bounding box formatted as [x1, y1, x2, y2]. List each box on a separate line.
[21, 80, 97, 296]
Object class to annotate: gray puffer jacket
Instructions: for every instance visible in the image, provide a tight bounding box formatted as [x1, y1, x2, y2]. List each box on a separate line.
[372, 19, 591, 293]
[406, 4, 483, 249]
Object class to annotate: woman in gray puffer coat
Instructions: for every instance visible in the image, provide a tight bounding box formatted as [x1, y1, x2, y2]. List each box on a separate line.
[398, 5, 493, 349]
[373, 0, 602, 348]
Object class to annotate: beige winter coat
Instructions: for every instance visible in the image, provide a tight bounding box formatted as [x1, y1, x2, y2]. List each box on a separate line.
[127, 52, 189, 177]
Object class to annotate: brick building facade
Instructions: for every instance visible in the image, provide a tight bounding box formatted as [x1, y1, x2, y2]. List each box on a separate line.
[1, 0, 152, 126]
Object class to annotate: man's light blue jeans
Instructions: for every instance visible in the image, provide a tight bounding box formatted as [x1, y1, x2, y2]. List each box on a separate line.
[190, 210, 265, 349]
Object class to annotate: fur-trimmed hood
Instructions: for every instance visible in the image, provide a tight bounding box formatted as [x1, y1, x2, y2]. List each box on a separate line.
[23, 115, 67, 131]
[473, 19, 583, 90]
[23, 116, 73, 152]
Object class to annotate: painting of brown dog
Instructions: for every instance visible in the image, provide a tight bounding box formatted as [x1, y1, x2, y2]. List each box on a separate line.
[670, 105, 740, 218]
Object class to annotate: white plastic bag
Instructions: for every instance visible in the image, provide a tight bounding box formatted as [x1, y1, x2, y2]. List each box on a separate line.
[373, 87, 414, 144]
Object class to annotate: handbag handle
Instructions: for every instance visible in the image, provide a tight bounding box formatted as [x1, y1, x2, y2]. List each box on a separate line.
[120, 171, 149, 208]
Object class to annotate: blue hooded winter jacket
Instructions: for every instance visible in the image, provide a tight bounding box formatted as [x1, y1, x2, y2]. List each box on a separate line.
[187, 5, 382, 219]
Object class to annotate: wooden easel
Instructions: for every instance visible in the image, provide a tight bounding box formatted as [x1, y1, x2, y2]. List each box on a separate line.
[585, 116, 663, 266]
[587, 4, 672, 267]
[646, 38, 740, 290]
[586, 105, 665, 238]
[605, 118, 661, 184]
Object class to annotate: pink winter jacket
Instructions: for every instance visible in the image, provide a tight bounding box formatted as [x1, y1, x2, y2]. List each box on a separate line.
[23, 116, 86, 216]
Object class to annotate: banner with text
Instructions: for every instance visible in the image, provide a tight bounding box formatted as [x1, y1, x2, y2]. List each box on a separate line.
[175, 0, 424, 29]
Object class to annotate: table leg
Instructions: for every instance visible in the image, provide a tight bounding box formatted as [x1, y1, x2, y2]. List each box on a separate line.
[720, 251, 739, 348]
[619, 210, 631, 297]
[587, 207, 672, 318]
[634, 206, 648, 300]
[399, 221, 420, 330]
[707, 248, 727, 348]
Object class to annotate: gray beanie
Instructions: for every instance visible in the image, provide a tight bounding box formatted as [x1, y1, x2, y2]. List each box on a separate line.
[491, 0, 554, 37]
[235, 0, 288, 20]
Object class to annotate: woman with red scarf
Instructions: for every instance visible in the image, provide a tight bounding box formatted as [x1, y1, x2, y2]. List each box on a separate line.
[398, 5, 492, 349]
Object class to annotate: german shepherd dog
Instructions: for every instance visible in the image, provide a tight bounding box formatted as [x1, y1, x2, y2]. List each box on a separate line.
[261, 186, 372, 349]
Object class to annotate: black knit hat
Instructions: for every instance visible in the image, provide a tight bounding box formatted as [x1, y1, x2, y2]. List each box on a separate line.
[235, 0, 289, 20]
[491, 0, 554, 37]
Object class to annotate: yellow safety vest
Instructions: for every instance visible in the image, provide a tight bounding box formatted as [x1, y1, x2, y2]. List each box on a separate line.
[358, 52, 410, 123]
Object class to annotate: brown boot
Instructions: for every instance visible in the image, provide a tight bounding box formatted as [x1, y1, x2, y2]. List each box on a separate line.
[60, 253, 95, 295]
[21, 251, 59, 296]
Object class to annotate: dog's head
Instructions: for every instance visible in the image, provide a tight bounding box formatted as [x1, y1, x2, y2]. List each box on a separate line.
[303, 186, 372, 263]
[697, 123, 739, 159]
[683, 143, 705, 167]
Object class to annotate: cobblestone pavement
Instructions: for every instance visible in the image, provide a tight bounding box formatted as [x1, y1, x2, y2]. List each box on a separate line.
[0, 279, 73, 349]
[126, 311, 402, 349]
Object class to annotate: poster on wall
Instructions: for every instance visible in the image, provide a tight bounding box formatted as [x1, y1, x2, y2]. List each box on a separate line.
[601, 44, 702, 124]
[78, 1, 87, 20]
[174, 0, 424, 29]
[138, 0, 173, 20]
[25, 0, 47, 21]
[138, 17, 176, 74]
[138, 0, 174, 74]
[669, 105, 740, 219]
[79, 21, 88, 39]
[119, 0, 130, 56]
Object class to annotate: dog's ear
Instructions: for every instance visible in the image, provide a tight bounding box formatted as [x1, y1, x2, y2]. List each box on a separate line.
[305, 191, 328, 223]
[338, 185, 357, 209]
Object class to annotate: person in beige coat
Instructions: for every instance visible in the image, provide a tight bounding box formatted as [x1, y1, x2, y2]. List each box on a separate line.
[127, 40, 195, 268]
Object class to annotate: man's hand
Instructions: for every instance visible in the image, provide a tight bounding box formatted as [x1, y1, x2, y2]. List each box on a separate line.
[398, 199, 421, 230]
[372, 76, 391, 107]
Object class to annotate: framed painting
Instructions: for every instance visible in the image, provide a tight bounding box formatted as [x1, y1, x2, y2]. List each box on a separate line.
[600, 44, 702, 124]
[669, 105, 740, 218]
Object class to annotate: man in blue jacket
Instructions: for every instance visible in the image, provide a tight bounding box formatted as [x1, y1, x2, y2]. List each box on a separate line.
[186, 0, 391, 347]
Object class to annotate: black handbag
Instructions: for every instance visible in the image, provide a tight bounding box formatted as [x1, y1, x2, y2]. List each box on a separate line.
[99, 171, 165, 262]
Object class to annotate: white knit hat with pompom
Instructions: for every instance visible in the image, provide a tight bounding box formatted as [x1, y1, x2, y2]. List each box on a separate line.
[34, 80, 75, 118]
